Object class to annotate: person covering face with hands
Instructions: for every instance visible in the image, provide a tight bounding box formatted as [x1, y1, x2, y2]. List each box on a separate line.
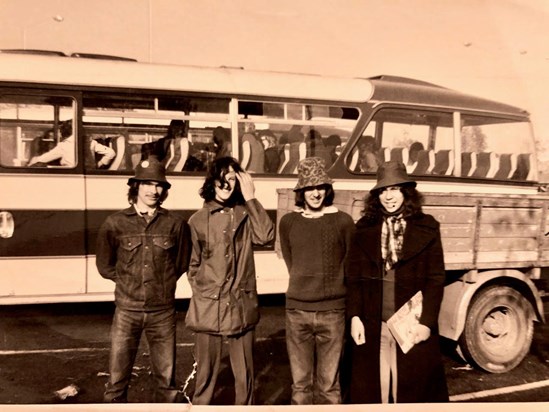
[345, 161, 448, 404]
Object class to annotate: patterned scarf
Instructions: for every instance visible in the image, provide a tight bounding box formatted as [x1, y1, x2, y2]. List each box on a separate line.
[381, 214, 406, 271]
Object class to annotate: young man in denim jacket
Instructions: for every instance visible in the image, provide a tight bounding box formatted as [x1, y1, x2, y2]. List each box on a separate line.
[96, 157, 191, 402]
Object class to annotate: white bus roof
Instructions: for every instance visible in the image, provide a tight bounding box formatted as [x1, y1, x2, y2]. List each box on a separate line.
[0, 53, 374, 103]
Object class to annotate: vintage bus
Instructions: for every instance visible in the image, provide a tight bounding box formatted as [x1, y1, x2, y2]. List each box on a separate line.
[0, 51, 546, 373]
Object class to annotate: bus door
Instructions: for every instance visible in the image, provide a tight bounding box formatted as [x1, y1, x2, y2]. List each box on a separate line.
[0, 92, 86, 302]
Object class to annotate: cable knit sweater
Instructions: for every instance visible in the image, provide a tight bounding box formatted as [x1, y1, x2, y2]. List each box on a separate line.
[279, 209, 355, 311]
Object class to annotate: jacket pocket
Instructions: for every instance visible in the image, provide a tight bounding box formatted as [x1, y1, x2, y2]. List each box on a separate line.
[118, 235, 142, 266]
[185, 293, 220, 333]
[238, 288, 259, 327]
[153, 235, 175, 250]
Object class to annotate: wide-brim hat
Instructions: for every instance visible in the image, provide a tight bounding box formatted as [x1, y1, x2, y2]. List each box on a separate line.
[294, 156, 333, 191]
[371, 161, 416, 192]
[128, 156, 171, 189]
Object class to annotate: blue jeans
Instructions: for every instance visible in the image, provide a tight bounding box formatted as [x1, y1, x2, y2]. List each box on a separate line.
[103, 307, 178, 403]
[285, 309, 345, 404]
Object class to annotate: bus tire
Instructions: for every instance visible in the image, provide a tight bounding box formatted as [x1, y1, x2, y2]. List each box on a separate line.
[458, 284, 534, 373]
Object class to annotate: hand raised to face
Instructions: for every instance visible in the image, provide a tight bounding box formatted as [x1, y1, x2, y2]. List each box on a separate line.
[236, 171, 255, 202]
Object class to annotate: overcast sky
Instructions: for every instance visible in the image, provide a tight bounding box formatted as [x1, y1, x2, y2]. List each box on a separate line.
[1, 0, 548, 163]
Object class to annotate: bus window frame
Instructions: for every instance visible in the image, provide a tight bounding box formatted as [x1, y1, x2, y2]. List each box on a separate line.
[0, 89, 82, 174]
[343, 103, 537, 184]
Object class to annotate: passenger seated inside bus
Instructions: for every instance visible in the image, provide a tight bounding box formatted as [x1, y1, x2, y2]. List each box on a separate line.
[141, 119, 186, 163]
[212, 126, 231, 159]
[181, 128, 216, 172]
[324, 134, 341, 166]
[259, 130, 279, 173]
[353, 135, 380, 172]
[87, 135, 116, 169]
[406, 141, 424, 173]
[240, 122, 265, 173]
[28, 120, 75, 168]
[305, 129, 331, 167]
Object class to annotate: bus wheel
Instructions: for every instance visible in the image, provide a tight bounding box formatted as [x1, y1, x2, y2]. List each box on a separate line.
[458, 285, 534, 373]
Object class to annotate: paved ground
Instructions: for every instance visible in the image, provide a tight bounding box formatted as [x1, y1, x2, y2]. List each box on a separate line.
[0, 295, 548, 405]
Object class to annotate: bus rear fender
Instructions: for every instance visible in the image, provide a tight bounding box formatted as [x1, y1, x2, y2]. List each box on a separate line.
[438, 268, 545, 342]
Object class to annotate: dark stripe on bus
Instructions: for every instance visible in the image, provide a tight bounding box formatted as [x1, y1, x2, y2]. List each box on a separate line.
[0, 209, 278, 257]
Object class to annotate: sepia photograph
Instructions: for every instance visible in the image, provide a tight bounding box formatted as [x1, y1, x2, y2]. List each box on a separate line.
[0, 1, 547, 411]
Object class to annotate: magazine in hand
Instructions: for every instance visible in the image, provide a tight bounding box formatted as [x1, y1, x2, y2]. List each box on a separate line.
[387, 291, 423, 354]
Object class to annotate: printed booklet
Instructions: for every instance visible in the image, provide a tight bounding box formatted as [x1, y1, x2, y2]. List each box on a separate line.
[387, 290, 423, 354]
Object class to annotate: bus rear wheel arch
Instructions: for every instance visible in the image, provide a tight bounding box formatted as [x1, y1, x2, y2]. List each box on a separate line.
[458, 284, 535, 373]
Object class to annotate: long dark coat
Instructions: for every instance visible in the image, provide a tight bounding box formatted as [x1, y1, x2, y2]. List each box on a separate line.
[345, 212, 448, 403]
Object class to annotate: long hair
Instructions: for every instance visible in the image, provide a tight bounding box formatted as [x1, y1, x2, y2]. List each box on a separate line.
[362, 183, 423, 223]
[294, 184, 335, 208]
[199, 156, 245, 204]
[127, 181, 169, 205]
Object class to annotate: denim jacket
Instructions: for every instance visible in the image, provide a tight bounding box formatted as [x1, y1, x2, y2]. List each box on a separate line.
[96, 206, 191, 311]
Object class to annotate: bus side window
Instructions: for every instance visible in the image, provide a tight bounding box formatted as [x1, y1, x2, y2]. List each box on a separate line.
[460, 114, 536, 181]
[0, 95, 76, 169]
[237, 100, 358, 174]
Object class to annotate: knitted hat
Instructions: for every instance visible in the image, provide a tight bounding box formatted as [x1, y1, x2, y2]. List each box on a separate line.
[128, 156, 171, 189]
[294, 157, 333, 191]
[371, 161, 416, 192]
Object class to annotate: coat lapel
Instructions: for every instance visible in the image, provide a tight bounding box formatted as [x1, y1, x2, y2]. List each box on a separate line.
[400, 215, 437, 262]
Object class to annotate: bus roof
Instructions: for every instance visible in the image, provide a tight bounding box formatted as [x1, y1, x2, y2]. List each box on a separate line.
[0, 53, 530, 117]
[0, 53, 373, 103]
[368, 75, 529, 117]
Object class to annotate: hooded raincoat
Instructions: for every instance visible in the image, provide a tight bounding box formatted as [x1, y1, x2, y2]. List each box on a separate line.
[185, 198, 274, 336]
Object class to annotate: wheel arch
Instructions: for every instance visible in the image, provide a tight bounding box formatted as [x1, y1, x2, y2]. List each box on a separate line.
[439, 269, 544, 342]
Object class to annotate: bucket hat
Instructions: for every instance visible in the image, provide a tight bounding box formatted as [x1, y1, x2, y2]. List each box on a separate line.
[128, 156, 171, 189]
[371, 161, 416, 192]
[294, 157, 333, 191]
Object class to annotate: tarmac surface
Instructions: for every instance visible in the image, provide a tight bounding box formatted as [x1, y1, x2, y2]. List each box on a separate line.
[0, 295, 547, 406]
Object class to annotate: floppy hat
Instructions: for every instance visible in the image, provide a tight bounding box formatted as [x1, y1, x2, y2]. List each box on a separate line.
[371, 161, 416, 192]
[128, 156, 171, 189]
[294, 157, 333, 191]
